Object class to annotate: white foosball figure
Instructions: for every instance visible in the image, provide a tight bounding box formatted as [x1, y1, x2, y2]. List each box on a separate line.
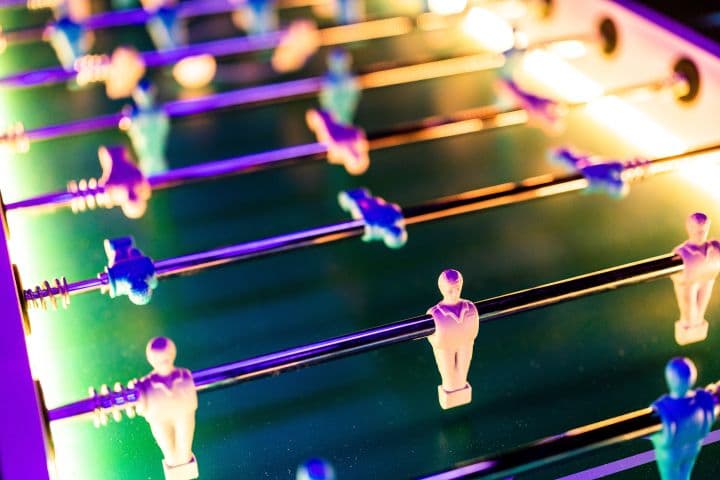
[137, 337, 199, 480]
[104, 47, 146, 99]
[172, 54, 217, 90]
[671, 213, 720, 345]
[426, 269, 479, 409]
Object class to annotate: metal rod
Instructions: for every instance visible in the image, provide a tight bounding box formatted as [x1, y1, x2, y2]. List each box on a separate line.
[6, 105, 527, 213]
[20, 82, 712, 214]
[190, 254, 683, 391]
[5, 190, 76, 212]
[2, 52, 503, 144]
[46, 252, 684, 422]
[147, 141, 329, 189]
[153, 219, 366, 278]
[23, 112, 123, 142]
[0, 0, 323, 40]
[21, 142, 720, 307]
[0, 16, 415, 88]
[416, 408, 666, 480]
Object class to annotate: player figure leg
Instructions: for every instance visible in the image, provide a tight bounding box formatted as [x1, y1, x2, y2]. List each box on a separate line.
[149, 418, 178, 466]
[673, 278, 706, 345]
[454, 344, 474, 390]
[696, 278, 716, 324]
[433, 347, 472, 409]
[173, 412, 196, 467]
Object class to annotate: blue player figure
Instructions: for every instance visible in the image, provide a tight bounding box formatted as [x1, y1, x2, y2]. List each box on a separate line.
[233, 0, 278, 34]
[650, 357, 716, 480]
[43, 0, 93, 69]
[338, 188, 407, 248]
[551, 148, 650, 199]
[336, 0, 364, 24]
[104, 236, 157, 305]
[141, 0, 216, 87]
[320, 48, 360, 126]
[141, 0, 185, 50]
[120, 79, 171, 174]
[296, 458, 336, 480]
[44, 15, 90, 70]
[314, 0, 364, 25]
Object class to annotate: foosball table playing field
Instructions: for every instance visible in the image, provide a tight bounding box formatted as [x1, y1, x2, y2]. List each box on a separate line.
[5, 0, 720, 478]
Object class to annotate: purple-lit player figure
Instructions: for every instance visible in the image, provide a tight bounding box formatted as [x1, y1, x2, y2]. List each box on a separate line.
[137, 337, 199, 480]
[650, 357, 715, 480]
[426, 269, 479, 409]
[495, 77, 564, 134]
[551, 148, 650, 199]
[93, 145, 151, 219]
[671, 213, 720, 345]
[306, 109, 369, 175]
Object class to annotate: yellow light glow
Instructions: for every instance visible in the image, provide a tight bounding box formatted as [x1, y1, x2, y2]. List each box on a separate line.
[519, 48, 688, 163]
[678, 162, 720, 201]
[519, 49, 604, 103]
[428, 0, 467, 15]
[485, 0, 528, 21]
[461, 7, 515, 54]
[584, 96, 686, 157]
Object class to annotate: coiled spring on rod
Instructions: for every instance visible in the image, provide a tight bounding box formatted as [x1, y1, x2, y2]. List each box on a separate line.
[24, 277, 70, 310]
[0, 122, 29, 153]
[67, 177, 110, 213]
[623, 157, 653, 184]
[74, 54, 111, 87]
[88, 380, 141, 427]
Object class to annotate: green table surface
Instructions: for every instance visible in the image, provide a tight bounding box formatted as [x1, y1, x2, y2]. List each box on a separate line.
[3, 2, 720, 479]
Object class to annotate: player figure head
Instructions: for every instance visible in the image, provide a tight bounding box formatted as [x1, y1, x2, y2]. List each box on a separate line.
[105, 47, 146, 100]
[146, 336, 177, 376]
[665, 357, 697, 398]
[296, 458, 336, 480]
[327, 48, 351, 75]
[687, 212, 710, 244]
[438, 269, 463, 304]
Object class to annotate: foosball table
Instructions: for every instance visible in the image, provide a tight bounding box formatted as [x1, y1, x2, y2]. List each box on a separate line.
[3, 0, 720, 479]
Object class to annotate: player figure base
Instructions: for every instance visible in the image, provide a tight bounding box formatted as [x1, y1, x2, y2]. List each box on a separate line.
[438, 384, 472, 410]
[162, 455, 199, 480]
[675, 320, 708, 345]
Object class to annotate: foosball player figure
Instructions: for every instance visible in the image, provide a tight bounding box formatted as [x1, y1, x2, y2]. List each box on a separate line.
[233, 0, 278, 34]
[426, 269, 479, 409]
[136, 337, 199, 480]
[650, 357, 716, 480]
[671, 212, 720, 345]
[296, 458, 336, 480]
[320, 48, 360, 126]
